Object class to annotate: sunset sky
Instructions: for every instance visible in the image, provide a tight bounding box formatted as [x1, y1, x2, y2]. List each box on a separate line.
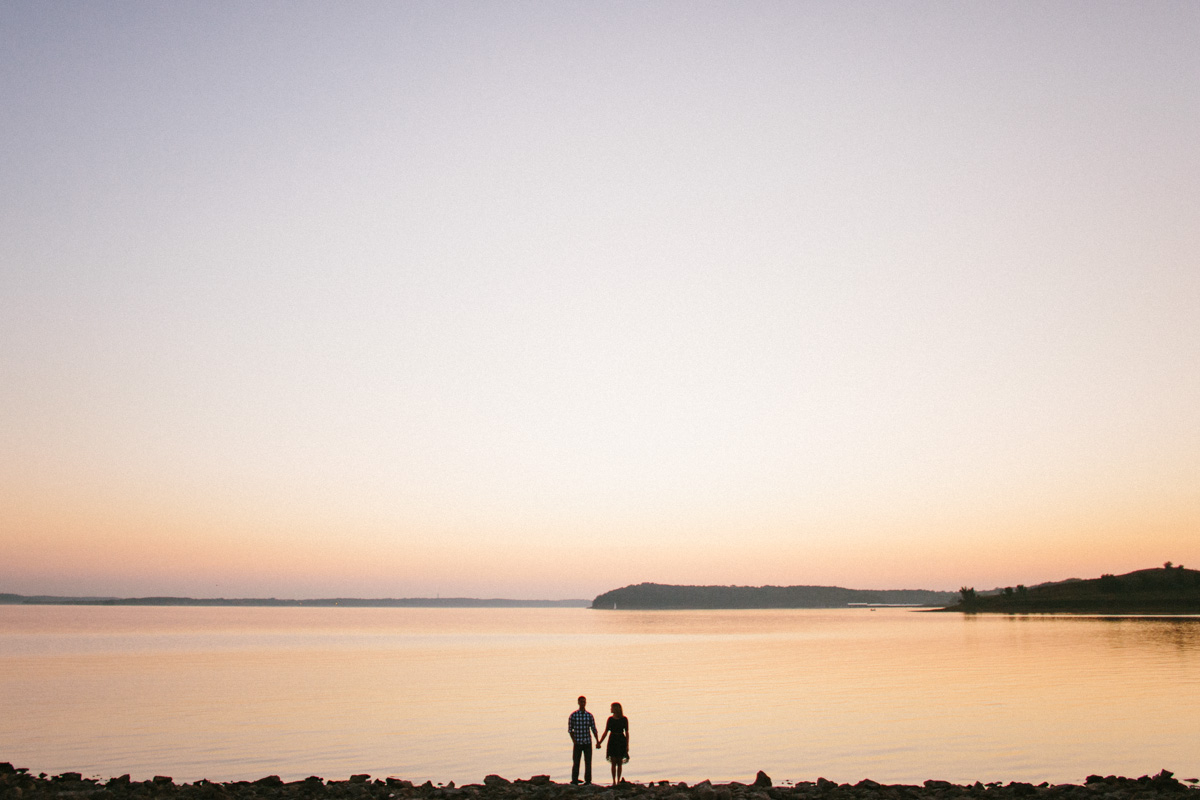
[2, 2, 1198, 600]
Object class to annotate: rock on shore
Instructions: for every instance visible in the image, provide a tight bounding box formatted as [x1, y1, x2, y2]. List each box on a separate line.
[2, 763, 1196, 800]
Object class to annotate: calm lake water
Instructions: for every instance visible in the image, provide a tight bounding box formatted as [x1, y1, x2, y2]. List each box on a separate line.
[2, 606, 1199, 786]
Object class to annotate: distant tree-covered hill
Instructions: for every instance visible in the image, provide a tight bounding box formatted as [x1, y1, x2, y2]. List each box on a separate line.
[946, 565, 1200, 614]
[591, 583, 957, 609]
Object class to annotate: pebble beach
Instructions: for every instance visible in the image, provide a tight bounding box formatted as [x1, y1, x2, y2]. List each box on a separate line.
[4, 764, 1196, 800]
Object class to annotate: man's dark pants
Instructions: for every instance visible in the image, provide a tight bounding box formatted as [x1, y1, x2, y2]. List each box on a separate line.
[571, 742, 592, 783]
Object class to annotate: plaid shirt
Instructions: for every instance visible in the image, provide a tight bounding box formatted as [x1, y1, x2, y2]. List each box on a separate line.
[568, 709, 597, 746]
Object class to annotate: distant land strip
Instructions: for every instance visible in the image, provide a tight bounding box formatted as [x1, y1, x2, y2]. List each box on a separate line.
[13, 566, 1197, 613]
[940, 565, 1200, 615]
[591, 583, 957, 609]
[0, 593, 590, 608]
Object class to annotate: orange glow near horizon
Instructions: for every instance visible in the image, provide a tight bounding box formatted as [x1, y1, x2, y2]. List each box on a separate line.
[6, 468, 1197, 599]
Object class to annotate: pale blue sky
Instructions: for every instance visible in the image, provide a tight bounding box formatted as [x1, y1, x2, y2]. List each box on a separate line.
[2, 2, 1198, 598]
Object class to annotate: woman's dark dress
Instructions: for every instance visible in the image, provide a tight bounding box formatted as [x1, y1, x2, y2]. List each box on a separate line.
[604, 716, 629, 764]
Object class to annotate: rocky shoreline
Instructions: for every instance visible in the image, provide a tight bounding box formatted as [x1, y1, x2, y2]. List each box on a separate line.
[3, 765, 1197, 800]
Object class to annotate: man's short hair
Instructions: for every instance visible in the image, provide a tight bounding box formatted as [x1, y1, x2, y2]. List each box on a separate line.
[578, 696, 586, 704]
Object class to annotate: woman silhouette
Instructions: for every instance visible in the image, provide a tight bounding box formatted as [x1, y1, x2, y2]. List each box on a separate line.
[596, 701, 629, 785]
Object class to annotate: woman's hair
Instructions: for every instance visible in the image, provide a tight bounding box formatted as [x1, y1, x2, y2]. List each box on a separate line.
[611, 702, 623, 717]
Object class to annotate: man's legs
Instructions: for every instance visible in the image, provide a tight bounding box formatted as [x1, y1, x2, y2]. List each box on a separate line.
[571, 743, 584, 783]
[583, 742, 593, 784]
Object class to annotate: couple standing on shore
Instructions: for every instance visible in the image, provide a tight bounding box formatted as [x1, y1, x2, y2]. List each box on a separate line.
[567, 695, 629, 786]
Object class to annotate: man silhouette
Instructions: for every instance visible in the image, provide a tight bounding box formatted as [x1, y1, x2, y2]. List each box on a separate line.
[567, 695, 599, 784]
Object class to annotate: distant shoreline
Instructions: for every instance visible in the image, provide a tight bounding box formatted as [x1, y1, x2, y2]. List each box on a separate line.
[938, 566, 1200, 615]
[0, 593, 589, 608]
[928, 606, 1200, 616]
[10, 566, 1198, 613]
[590, 582, 956, 609]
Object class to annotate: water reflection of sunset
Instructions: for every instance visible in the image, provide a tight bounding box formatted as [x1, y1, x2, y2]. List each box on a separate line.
[3, 607, 1198, 783]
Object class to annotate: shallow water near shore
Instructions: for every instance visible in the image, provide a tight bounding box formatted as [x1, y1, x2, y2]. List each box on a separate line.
[2, 607, 1198, 785]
